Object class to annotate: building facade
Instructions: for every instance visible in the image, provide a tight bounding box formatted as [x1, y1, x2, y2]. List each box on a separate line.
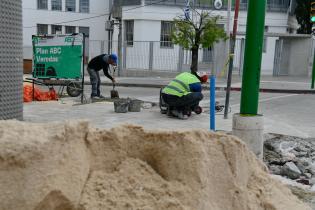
[22, 0, 110, 60]
[111, 0, 313, 76]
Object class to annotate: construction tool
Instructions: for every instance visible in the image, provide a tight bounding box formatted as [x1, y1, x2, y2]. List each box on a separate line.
[110, 83, 119, 99]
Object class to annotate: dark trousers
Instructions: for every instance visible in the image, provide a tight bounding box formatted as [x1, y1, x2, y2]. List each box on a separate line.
[162, 92, 203, 111]
[87, 67, 101, 96]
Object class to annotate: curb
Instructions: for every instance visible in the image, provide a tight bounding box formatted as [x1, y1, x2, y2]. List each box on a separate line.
[215, 87, 315, 94]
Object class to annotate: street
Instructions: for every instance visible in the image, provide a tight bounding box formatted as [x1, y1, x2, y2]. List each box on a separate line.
[23, 85, 315, 138]
[116, 86, 315, 137]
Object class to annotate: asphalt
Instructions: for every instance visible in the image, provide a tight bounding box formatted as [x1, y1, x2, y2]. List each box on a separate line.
[22, 74, 315, 138]
[89, 75, 315, 94]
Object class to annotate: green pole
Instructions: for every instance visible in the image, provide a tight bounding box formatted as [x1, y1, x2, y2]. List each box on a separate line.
[312, 47, 315, 89]
[240, 0, 266, 115]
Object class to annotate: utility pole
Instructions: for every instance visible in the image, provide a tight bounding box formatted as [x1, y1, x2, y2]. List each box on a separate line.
[226, 0, 231, 71]
[224, 0, 240, 119]
[240, 0, 266, 115]
[117, 19, 122, 76]
[232, 0, 266, 159]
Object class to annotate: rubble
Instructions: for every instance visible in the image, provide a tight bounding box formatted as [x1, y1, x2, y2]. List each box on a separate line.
[264, 133, 315, 209]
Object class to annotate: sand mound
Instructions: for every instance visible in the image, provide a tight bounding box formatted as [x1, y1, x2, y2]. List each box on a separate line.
[0, 121, 310, 210]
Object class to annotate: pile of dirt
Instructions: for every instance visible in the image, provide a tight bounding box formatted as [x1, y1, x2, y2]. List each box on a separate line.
[0, 121, 310, 210]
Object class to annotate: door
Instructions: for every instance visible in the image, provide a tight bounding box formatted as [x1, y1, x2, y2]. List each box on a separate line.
[273, 38, 290, 76]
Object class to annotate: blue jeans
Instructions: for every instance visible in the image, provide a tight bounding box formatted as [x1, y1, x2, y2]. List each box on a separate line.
[87, 67, 101, 96]
[162, 92, 203, 111]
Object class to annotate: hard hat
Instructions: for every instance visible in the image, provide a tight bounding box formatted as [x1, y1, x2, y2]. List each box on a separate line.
[200, 75, 208, 83]
[109, 53, 118, 65]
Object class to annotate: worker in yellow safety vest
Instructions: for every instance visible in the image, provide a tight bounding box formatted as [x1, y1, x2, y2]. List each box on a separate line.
[161, 72, 208, 119]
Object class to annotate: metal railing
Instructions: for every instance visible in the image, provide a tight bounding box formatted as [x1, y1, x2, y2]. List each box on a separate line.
[23, 39, 245, 75]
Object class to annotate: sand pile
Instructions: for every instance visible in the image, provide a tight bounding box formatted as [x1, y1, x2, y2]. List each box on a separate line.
[0, 121, 310, 210]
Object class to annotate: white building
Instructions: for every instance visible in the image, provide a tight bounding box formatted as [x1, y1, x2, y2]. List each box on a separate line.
[111, 0, 313, 76]
[22, 0, 110, 60]
[22, 0, 313, 76]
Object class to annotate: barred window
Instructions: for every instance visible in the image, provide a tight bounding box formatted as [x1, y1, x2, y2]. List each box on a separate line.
[66, 0, 76, 12]
[79, 27, 90, 37]
[80, 0, 89, 13]
[37, 24, 48, 35]
[37, 0, 48, 9]
[51, 25, 62, 34]
[125, 20, 134, 46]
[66, 26, 76, 34]
[52, 0, 62, 10]
[160, 21, 173, 48]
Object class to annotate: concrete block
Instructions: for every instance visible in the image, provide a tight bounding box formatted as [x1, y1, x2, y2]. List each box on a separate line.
[232, 114, 264, 159]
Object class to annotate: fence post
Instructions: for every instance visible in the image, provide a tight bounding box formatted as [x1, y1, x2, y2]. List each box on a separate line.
[101, 41, 105, 54]
[239, 38, 245, 76]
[177, 47, 184, 72]
[123, 41, 127, 70]
[149, 41, 154, 71]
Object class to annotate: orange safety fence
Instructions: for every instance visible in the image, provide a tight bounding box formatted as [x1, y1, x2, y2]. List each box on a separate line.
[23, 85, 58, 102]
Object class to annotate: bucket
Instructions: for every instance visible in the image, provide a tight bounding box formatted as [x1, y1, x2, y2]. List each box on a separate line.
[128, 99, 142, 112]
[114, 99, 129, 113]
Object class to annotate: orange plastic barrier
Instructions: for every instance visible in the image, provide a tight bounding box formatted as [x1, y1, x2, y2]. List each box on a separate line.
[23, 85, 58, 102]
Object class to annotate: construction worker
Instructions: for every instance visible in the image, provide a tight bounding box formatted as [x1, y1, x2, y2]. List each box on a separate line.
[87, 53, 117, 99]
[161, 72, 208, 119]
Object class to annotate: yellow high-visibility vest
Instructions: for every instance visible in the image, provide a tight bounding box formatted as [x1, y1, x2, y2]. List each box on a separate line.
[162, 72, 200, 97]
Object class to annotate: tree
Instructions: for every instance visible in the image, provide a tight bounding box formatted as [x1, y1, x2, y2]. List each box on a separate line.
[171, 10, 227, 73]
[295, 0, 312, 34]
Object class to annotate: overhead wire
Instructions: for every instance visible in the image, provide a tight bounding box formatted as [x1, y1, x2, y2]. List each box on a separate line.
[23, 0, 168, 28]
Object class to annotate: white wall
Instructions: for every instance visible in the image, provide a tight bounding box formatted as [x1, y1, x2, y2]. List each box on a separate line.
[288, 38, 312, 76]
[23, 0, 109, 59]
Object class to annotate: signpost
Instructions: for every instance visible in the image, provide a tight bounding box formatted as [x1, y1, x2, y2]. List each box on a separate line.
[32, 34, 84, 79]
[32, 33, 85, 102]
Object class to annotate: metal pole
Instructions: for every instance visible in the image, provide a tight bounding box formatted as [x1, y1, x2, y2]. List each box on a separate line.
[224, 0, 240, 119]
[210, 75, 216, 131]
[81, 34, 85, 104]
[312, 47, 315, 89]
[240, 0, 266, 115]
[226, 0, 231, 74]
[117, 19, 122, 76]
[210, 45, 216, 130]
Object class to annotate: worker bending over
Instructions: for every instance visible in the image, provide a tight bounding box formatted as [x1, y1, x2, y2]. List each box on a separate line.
[87, 53, 117, 99]
[161, 72, 208, 119]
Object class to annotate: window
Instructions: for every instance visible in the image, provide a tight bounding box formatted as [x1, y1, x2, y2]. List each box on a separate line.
[66, 0, 76, 12]
[160, 21, 173, 48]
[37, 0, 48, 9]
[66, 26, 76, 34]
[37, 24, 48, 35]
[51, 25, 62, 34]
[79, 27, 89, 37]
[52, 0, 62, 11]
[125, 20, 134, 46]
[80, 0, 89, 13]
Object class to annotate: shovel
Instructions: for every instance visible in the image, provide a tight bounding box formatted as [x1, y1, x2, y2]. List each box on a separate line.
[110, 83, 119, 99]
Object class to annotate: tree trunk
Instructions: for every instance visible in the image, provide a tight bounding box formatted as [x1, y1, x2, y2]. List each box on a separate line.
[190, 47, 199, 73]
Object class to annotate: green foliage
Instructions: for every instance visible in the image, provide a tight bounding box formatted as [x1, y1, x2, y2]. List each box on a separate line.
[295, 0, 312, 34]
[171, 11, 227, 51]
